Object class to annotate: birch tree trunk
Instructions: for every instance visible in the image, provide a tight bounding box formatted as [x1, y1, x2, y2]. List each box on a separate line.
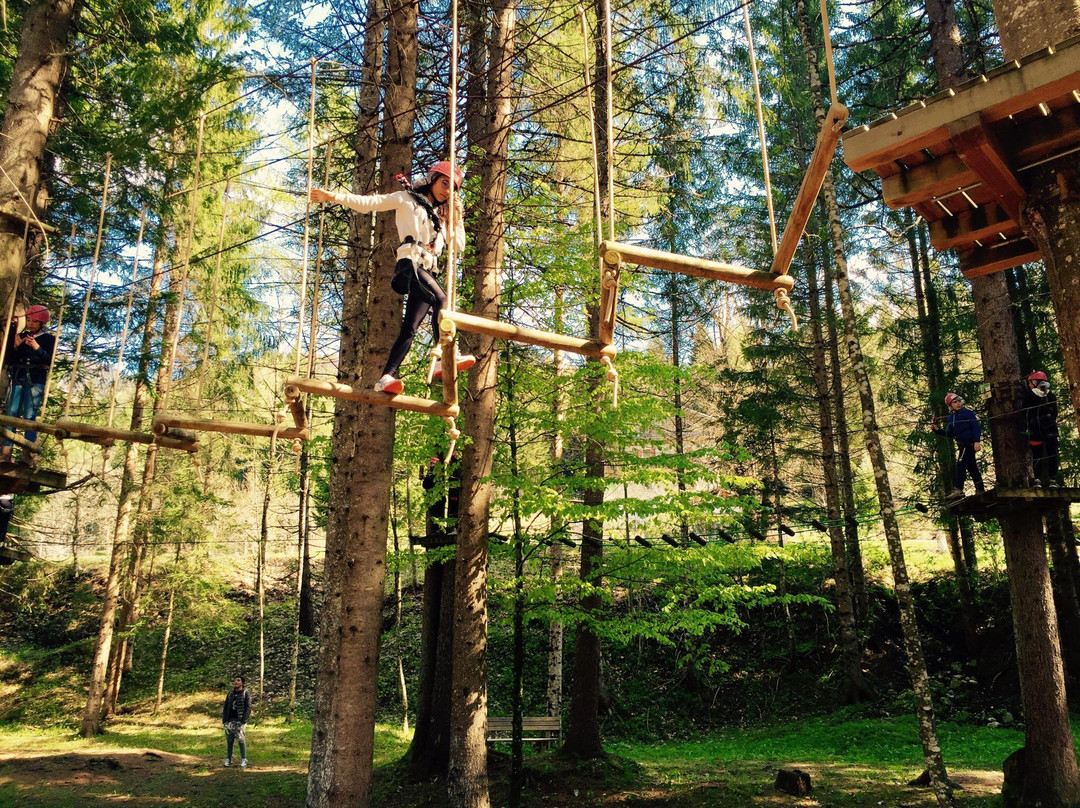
[305, 0, 400, 799]
[797, 1, 956, 803]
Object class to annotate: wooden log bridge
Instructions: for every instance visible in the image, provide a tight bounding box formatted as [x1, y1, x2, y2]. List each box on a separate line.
[153, 413, 309, 441]
[600, 240, 796, 291]
[439, 310, 618, 359]
[53, 419, 200, 452]
[285, 376, 460, 418]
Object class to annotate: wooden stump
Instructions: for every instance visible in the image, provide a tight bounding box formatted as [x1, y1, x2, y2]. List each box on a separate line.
[775, 768, 812, 796]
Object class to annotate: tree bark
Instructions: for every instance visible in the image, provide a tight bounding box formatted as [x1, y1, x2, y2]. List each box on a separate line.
[0, 0, 78, 314]
[305, 0, 400, 799]
[448, 1, 515, 804]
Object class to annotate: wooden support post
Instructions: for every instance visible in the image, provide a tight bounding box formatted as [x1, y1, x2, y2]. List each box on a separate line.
[439, 320, 459, 409]
[287, 395, 307, 431]
[769, 103, 849, 276]
[441, 310, 617, 359]
[928, 203, 1019, 249]
[948, 113, 1027, 222]
[285, 375, 459, 418]
[600, 240, 795, 292]
[153, 414, 309, 441]
[598, 252, 620, 346]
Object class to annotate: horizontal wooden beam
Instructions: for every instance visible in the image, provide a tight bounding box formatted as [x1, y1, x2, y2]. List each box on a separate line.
[881, 153, 978, 209]
[285, 376, 459, 418]
[53, 418, 200, 452]
[928, 204, 1019, 249]
[0, 206, 59, 234]
[770, 104, 849, 275]
[948, 114, 1026, 221]
[844, 37, 1080, 172]
[959, 238, 1041, 278]
[441, 311, 617, 359]
[153, 414, 309, 441]
[600, 240, 795, 291]
[1010, 100, 1080, 166]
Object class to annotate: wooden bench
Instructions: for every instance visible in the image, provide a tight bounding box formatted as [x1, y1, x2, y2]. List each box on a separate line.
[486, 716, 561, 748]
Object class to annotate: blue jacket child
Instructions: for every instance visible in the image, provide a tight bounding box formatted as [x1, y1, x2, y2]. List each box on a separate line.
[931, 392, 985, 498]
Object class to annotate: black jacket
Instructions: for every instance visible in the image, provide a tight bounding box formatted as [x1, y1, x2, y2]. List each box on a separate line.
[5, 330, 55, 386]
[222, 687, 251, 724]
[1023, 388, 1058, 442]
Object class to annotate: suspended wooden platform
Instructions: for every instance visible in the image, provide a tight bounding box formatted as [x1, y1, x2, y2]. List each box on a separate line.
[0, 461, 68, 495]
[843, 35, 1080, 278]
[284, 376, 459, 418]
[153, 413, 309, 441]
[946, 486, 1080, 520]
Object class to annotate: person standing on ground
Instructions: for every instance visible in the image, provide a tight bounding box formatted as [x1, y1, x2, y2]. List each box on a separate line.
[930, 392, 985, 499]
[1023, 371, 1060, 487]
[1, 305, 55, 464]
[222, 676, 251, 768]
[309, 161, 474, 395]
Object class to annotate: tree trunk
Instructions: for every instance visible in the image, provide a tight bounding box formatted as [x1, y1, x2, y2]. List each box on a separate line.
[0, 0, 79, 314]
[258, 453, 272, 701]
[305, 0, 400, 798]
[972, 272, 1080, 807]
[448, 1, 515, 804]
[563, 0, 611, 761]
[546, 288, 566, 721]
[824, 254, 867, 619]
[104, 230, 172, 715]
[796, 1, 955, 803]
[806, 243, 869, 702]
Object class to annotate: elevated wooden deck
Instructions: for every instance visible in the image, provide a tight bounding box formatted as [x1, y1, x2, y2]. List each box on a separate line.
[844, 35, 1080, 278]
[946, 486, 1080, 520]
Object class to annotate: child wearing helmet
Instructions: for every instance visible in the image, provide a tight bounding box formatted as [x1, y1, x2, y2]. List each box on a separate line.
[930, 392, 985, 499]
[310, 161, 474, 396]
[1, 304, 56, 463]
[1023, 371, 1059, 487]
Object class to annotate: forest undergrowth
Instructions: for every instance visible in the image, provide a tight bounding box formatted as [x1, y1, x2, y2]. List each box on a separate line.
[0, 551, 1060, 805]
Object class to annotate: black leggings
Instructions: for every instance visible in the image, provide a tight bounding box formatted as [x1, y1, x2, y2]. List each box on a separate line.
[955, 443, 984, 492]
[1031, 436, 1060, 484]
[383, 259, 447, 378]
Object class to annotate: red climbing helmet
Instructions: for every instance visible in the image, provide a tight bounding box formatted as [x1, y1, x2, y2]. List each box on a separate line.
[25, 304, 50, 324]
[945, 392, 963, 407]
[1028, 371, 1049, 383]
[427, 160, 464, 189]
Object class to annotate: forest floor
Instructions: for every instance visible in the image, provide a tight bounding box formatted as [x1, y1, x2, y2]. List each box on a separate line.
[0, 692, 1023, 807]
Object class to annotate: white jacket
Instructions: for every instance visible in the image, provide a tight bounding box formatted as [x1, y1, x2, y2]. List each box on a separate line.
[327, 189, 466, 273]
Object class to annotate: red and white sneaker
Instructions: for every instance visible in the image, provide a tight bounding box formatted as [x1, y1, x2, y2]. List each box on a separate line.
[374, 374, 404, 395]
[433, 354, 477, 379]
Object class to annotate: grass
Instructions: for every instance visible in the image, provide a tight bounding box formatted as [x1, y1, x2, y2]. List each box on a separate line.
[0, 693, 1031, 807]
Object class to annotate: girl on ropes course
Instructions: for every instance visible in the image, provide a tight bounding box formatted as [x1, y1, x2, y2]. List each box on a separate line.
[310, 160, 475, 396]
